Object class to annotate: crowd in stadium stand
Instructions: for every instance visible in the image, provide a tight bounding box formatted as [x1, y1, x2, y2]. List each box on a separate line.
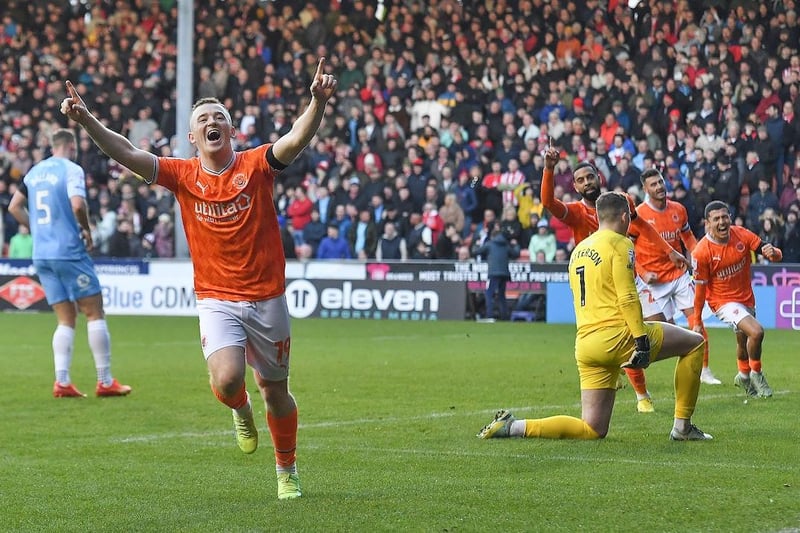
[0, 0, 799, 262]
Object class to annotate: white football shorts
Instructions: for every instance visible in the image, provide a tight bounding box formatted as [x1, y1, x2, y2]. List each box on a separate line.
[196, 295, 292, 381]
[636, 271, 695, 320]
[714, 302, 756, 331]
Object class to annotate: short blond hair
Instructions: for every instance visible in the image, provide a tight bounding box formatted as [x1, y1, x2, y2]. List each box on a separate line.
[51, 129, 76, 148]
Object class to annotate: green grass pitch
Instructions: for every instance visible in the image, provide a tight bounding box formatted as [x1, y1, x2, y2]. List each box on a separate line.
[1, 314, 798, 532]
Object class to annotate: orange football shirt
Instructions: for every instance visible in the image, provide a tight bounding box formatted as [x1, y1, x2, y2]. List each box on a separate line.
[541, 168, 655, 246]
[559, 201, 598, 244]
[157, 144, 285, 301]
[691, 225, 761, 310]
[630, 199, 695, 283]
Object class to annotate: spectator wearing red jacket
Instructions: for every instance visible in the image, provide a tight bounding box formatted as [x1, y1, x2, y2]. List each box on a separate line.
[287, 187, 314, 244]
[422, 202, 445, 245]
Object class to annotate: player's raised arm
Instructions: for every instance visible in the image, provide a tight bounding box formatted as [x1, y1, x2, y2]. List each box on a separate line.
[272, 57, 337, 166]
[540, 146, 568, 219]
[61, 81, 157, 182]
[749, 227, 784, 262]
[737, 223, 783, 262]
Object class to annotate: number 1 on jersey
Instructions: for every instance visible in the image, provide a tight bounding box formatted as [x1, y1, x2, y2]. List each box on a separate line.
[575, 266, 586, 307]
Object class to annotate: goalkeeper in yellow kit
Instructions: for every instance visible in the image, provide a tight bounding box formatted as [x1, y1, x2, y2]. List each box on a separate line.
[478, 192, 713, 441]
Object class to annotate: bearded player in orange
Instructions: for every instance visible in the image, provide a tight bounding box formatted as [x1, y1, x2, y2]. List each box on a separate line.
[540, 147, 690, 412]
[692, 201, 782, 399]
[540, 147, 689, 264]
[60, 59, 338, 500]
[626, 169, 723, 414]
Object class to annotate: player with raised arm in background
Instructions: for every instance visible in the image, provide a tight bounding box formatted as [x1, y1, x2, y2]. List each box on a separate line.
[8, 129, 131, 398]
[538, 146, 691, 412]
[477, 192, 712, 442]
[60, 58, 337, 500]
[539, 147, 688, 264]
[692, 201, 782, 399]
[626, 169, 722, 412]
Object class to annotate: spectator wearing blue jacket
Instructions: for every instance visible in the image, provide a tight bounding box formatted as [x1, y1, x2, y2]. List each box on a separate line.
[538, 92, 567, 124]
[455, 172, 479, 237]
[474, 223, 520, 320]
[611, 100, 631, 135]
[316, 224, 352, 259]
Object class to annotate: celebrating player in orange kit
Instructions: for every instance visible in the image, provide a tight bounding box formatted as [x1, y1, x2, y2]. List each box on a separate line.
[626, 169, 722, 412]
[540, 147, 689, 266]
[60, 58, 338, 500]
[692, 201, 782, 399]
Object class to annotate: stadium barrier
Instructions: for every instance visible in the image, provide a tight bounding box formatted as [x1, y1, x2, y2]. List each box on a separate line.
[1, 259, 798, 329]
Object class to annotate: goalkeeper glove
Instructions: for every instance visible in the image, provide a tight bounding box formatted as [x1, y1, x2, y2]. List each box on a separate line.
[621, 335, 651, 369]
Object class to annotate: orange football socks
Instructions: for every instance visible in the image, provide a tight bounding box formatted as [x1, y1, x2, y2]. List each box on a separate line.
[624, 367, 649, 398]
[737, 358, 752, 375]
[211, 382, 248, 409]
[268, 409, 298, 469]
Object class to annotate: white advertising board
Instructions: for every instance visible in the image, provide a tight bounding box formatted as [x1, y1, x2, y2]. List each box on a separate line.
[98, 262, 197, 316]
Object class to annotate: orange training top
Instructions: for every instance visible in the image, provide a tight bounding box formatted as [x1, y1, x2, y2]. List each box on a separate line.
[156, 144, 285, 301]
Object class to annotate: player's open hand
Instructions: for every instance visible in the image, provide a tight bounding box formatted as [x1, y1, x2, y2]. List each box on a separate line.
[310, 58, 337, 102]
[60, 81, 89, 123]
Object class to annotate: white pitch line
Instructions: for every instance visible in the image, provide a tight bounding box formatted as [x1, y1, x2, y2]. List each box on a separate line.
[298, 444, 798, 471]
[112, 390, 789, 444]
[112, 407, 536, 443]
[111, 436, 799, 472]
[369, 333, 477, 341]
